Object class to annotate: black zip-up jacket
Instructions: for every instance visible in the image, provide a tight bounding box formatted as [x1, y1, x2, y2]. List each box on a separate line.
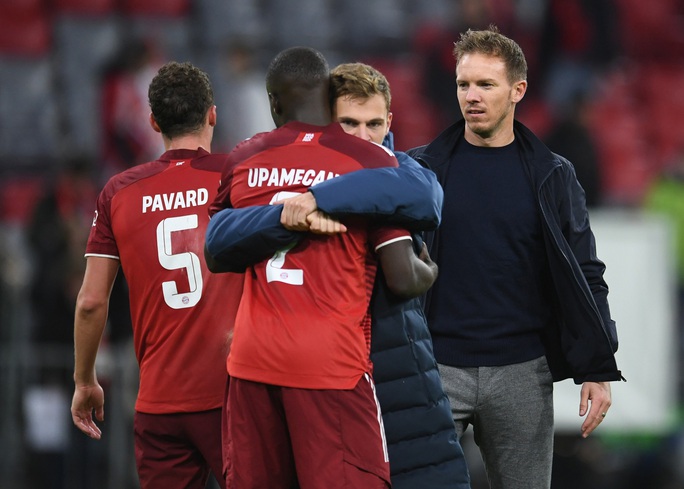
[407, 120, 623, 384]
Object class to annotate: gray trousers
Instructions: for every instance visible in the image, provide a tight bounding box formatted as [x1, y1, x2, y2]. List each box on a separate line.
[438, 356, 554, 489]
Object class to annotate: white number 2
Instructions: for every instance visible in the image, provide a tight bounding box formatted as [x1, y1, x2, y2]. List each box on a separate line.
[156, 215, 203, 309]
[266, 243, 303, 285]
[266, 191, 304, 285]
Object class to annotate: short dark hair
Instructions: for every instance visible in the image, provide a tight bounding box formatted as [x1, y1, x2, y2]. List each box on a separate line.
[148, 61, 214, 139]
[453, 25, 527, 83]
[265, 46, 329, 94]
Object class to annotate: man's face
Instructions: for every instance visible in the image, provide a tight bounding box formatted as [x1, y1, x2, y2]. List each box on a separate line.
[456, 52, 526, 146]
[334, 94, 392, 145]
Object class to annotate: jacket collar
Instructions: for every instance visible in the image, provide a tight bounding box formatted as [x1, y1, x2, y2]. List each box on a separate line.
[418, 119, 561, 182]
[382, 131, 396, 152]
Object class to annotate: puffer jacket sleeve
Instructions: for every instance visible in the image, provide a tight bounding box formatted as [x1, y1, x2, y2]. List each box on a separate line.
[309, 152, 443, 231]
[204, 205, 303, 273]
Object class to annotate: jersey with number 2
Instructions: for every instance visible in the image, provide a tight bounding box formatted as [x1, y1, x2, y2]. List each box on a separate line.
[212, 121, 401, 390]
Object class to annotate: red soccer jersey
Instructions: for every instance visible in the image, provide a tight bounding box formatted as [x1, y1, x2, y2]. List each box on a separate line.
[211, 122, 403, 390]
[86, 148, 243, 414]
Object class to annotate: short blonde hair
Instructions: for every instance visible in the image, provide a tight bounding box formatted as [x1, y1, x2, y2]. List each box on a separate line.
[330, 62, 391, 111]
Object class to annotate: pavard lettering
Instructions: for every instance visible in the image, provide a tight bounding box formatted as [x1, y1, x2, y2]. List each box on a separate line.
[142, 188, 209, 213]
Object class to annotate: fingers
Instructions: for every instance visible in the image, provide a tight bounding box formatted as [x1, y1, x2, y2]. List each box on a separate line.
[71, 384, 105, 440]
[307, 211, 347, 235]
[579, 381, 612, 438]
[280, 192, 318, 231]
[72, 412, 102, 439]
[418, 242, 427, 260]
[579, 386, 589, 417]
[580, 406, 607, 438]
[95, 404, 105, 422]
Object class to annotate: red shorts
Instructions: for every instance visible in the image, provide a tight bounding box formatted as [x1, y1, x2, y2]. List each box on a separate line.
[223, 374, 390, 489]
[134, 409, 225, 489]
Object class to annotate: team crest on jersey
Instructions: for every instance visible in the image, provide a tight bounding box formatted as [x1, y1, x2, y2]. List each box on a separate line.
[91, 210, 98, 227]
[297, 132, 320, 143]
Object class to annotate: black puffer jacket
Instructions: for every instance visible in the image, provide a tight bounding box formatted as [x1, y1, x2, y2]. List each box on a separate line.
[370, 134, 470, 488]
[370, 233, 470, 489]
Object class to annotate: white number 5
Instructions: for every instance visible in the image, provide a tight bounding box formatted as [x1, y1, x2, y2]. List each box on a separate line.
[156, 215, 203, 309]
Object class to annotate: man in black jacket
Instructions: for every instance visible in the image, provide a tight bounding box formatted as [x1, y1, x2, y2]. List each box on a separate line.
[406, 26, 622, 489]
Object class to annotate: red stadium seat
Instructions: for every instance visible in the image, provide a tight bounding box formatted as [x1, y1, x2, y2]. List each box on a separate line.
[361, 58, 440, 150]
[52, 0, 116, 16]
[0, 0, 50, 56]
[120, 0, 189, 17]
[586, 69, 655, 205]
[0, 176, 44, 224]
[639, 64, 684, 168]
[615, 0, 684, 60]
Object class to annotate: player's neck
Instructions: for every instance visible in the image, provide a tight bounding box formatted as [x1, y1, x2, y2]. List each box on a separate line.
[163, 133, 212, 153]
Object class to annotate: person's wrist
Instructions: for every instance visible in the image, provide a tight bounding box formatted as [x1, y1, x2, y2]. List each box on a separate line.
[306, 189, 318, 208]
[74, 370, 96, 386]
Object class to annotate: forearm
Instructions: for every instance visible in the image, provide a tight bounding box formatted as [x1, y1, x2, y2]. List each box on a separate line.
[310, 155, 443, 231]
[409, 259, 438, 297]
[205, 205, 303, 272]
[73, 257, 118, 385]
[379, 239, 438, 299]
[389, 256, 437, 299]
[73, 304, 108, 385]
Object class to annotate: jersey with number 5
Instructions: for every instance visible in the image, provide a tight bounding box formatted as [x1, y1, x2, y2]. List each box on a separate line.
[86, 148, 243, 414]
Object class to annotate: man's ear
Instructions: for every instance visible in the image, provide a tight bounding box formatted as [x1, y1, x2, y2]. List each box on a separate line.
[149, 113, 162, 133]
[208, 105, 217, 127]
[511, 80, 527, 104]
[269, 92, 281, 116]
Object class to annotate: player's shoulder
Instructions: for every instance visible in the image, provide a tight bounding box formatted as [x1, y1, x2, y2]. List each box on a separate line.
[338, 134, 398, 169]
[190, 151, 230, 172]
[104, 160, 163, 192]
[370, 140, 396, 158]
[222, 131, 277, 170]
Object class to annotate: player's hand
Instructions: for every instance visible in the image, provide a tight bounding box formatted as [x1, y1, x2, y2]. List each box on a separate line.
[579, 381, 611, 438]
[306, 211, 347, 235]
[278, 192, 318, 231]
[417, 241, 438, 281]
[71, 383, 105, 440]
[418, 242, 432, 264]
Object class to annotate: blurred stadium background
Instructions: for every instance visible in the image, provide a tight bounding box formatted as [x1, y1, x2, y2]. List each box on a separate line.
[1, 0, 683, 488]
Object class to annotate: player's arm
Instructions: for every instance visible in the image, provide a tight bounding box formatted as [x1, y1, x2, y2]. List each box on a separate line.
[72, 256, 119, 440]
[204, 205, 304, 273]
[375, 232, 438, 299]
[309, 152, 444, 231]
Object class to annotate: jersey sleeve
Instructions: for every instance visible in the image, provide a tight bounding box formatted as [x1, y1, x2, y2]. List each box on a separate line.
[208, 160, 235, 217]
[370, 226, 412, 253]
[84, 184, 119, 259]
